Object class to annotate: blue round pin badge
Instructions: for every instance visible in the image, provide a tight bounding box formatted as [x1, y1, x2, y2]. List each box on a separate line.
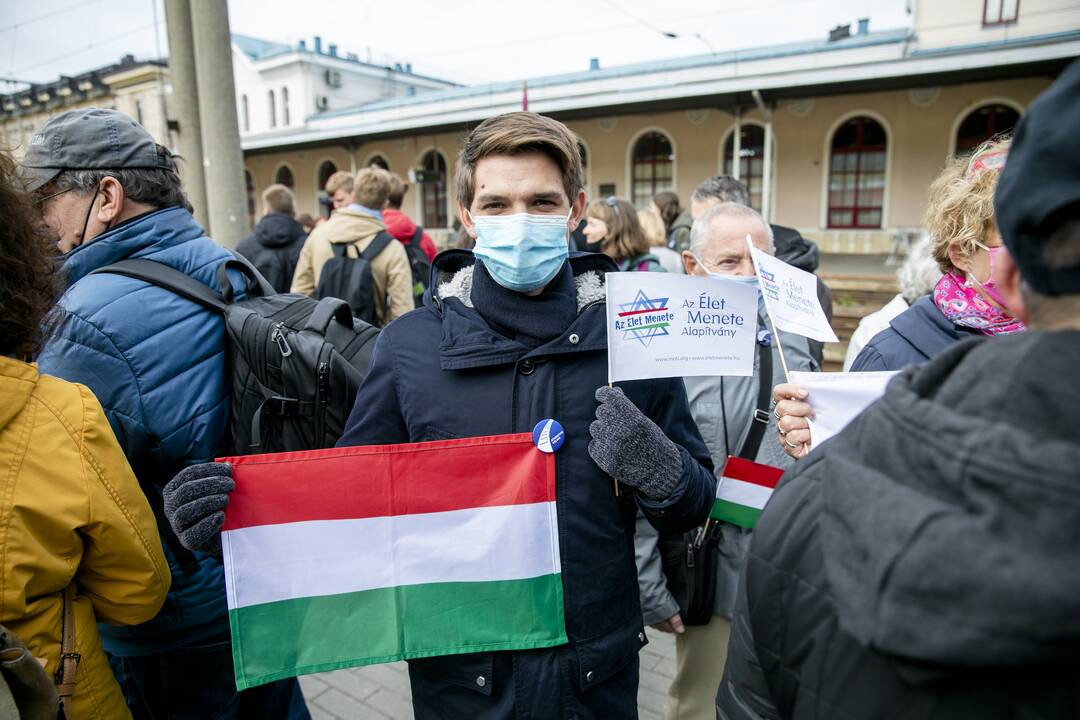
[532, 419, 565, 454]
[757, 328, 772, 347]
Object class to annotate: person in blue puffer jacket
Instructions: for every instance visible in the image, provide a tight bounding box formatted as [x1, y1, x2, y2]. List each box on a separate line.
[24, 109, 309, 719]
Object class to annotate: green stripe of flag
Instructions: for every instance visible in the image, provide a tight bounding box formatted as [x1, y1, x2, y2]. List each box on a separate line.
[710, 499, 762, 529]
[229, 574, 567, 690]
[633, 322, 671, 330]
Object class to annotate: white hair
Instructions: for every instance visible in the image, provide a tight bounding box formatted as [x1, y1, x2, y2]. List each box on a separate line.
[689, 202, 775, 258]
[897, 237, 943, 304]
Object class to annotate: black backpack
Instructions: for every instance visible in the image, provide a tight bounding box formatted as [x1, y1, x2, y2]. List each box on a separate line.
[404, 225, 432, 308]
[93, 258, 379, 455]
[315, 232, 394, 323]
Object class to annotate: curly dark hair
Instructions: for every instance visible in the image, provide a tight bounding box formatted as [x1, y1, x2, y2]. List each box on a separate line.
[0, 152, 63, 358]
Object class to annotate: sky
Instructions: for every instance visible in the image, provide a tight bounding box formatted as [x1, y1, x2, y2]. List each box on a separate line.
[0, 0, 912, 91]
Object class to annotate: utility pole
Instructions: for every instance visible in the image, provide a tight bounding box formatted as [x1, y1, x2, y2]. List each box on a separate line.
[164, 0, 208, 230]
[188, 1, 247, 248]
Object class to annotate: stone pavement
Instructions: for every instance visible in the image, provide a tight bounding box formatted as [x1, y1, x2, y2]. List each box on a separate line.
[301, 628, 676, 719]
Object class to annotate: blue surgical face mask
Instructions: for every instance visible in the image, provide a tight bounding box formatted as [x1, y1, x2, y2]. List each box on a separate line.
[469, 210, 571, 292]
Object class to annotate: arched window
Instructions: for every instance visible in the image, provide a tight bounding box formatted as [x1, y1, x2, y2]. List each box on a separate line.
[420, 150, 447, 228]
[631, 131, 674, 208]
[367, 155, 389, 170]
[244, 170, 256, 229]
[281, 87, 290, 126]
[275, 165, 294, 190]
[955, 103, 1019, 156]
[723, 125, 766, 211]
[317, 160, 337, 218]
[241, 94, 249, 132]
[827, 116, 887, 229]
[268, 90, 276, 128]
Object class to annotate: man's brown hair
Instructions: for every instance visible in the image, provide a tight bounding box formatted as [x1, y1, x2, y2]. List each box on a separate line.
[324, 170, 355, 196]
[386, 173, 408, 209]
[262, 183, 295, 216]
[354, 167, 392, 210]
[455, 112, 584, 210]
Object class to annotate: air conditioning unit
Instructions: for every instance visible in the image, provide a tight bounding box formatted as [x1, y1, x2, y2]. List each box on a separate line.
[315, 95, 330, 111]
[324, 69, 342, 88]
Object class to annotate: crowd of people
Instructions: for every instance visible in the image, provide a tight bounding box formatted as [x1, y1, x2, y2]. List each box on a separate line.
[0, 57, 1075, 720]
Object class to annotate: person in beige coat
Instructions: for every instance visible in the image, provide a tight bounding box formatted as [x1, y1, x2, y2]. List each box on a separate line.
[291, 166, 413, 327]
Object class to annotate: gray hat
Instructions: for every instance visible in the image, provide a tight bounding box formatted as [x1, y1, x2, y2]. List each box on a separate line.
[18, 108, 173, 192]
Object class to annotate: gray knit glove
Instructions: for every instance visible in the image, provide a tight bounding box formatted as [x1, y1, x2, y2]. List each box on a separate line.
[588, 386, 684, 500]
[163, 462, 234, 555]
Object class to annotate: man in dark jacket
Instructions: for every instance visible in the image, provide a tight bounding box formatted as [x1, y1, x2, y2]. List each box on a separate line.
[163, 111, 715, 719]
[236, 183, 306, 293]
[25, 109, 308, 717]
[718, 60, 1080, 720]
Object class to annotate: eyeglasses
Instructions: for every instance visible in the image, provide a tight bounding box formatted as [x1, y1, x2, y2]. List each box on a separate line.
[34, 187, 73, 207]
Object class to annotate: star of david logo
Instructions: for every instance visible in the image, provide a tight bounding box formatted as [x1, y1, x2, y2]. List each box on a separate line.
[617, 290, 670, 347]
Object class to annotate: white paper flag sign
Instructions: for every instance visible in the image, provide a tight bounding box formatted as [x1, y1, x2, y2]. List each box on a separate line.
[748, 242, 839, 343]
[788, 370, 899, 447]
[606, 272, 758, 383]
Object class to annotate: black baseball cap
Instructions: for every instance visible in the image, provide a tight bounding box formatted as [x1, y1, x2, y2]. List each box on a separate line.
[18, 108, 174, 192]
[995, 59, 1080, 296]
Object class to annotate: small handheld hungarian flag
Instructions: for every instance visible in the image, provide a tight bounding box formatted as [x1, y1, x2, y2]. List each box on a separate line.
[219, 433, 567, 690]
[710, 456, 785, 529]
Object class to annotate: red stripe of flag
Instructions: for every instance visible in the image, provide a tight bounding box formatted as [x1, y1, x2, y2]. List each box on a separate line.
[617, 307, 669, 317]
[218, 433, 553, 531]
[721, 455, 785, 489]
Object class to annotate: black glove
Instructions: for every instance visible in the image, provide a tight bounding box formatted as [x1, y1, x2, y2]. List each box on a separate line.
[588, 386, 684, 500]
[163, 462, 234, 555]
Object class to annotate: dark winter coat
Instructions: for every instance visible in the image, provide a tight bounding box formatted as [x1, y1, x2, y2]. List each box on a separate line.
[851, 295, 980, 371]
[718, 331, 1080, 719]
[236, 212, 306, 293]
[337, 250, 716, 719]
[36, 207, 242, 656]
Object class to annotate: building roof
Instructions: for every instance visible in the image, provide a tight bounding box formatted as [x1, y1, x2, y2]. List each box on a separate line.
[232, 34, 295, 61]
[0, 55, 166, 117]
[242, 25, 1080, 153]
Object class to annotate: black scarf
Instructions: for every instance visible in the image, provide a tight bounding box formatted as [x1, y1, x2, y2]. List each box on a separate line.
[470, 261, 577, 349]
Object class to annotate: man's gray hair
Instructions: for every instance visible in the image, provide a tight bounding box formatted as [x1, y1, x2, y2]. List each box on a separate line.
[691, 175, 750, 207]
[690, 202, 774, 257]
[896, 237, 942, 304]
[45, 144, 192, 213]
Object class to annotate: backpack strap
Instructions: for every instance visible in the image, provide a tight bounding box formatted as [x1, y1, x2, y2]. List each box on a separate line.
[411, 225, 424, 245]
[360, 231, 394, 261]
[91, 259, 227, 313]
[737, 333, 774, 460]
[54, 584, 79, 711]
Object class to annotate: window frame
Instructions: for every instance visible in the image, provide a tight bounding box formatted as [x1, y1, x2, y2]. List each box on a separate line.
[721, 123, 767, 212]
[627, 129, 675, 209]
[268, 89, 276, 128]
[982, 0, 1020, 26]
[419, 149, 448, 229]
[826, 115, 888, 230]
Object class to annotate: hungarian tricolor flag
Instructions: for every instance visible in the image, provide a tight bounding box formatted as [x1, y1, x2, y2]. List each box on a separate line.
[219, 434, 567, 690]
[709, 456, 785, 529]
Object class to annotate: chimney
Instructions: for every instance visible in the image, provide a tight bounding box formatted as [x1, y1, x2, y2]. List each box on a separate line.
[857, 17, 870, 35]
[346, 52, 358, 61]
[828, 24, 851, 42]
[314, 35, 323, 54]
[589, 57, 600, 71]
[328, 43, 338, 57]
[298, 39, 307, 51]
[405, 62, 412, 73]
[394, 62, 402, 72]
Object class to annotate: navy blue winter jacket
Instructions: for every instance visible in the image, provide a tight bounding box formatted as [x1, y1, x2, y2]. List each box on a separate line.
[337, 250, 716, 702]
[850, 295, 979, 371]
[37, 207, 241, 656]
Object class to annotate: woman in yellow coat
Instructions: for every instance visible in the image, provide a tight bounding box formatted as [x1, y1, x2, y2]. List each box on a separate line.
[0, 151, 171, 719]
